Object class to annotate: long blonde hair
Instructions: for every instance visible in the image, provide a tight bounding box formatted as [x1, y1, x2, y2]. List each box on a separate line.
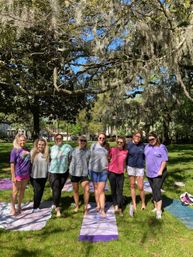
[13, 134, 27, 149]
[31, 138, 49, 162]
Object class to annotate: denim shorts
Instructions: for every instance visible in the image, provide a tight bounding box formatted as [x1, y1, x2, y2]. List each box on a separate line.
[90, 170, 108, 182]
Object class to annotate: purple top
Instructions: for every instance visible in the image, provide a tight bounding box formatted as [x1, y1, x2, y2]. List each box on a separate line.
[144, 144, 168, 178]
[10, 147, 31, 180]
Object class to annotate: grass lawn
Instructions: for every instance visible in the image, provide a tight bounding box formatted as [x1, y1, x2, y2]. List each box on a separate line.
[0, 143, 193, 257]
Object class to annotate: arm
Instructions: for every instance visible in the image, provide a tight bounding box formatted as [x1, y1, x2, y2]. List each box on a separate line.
[108, 148, 112, 162]
[10, 163, 16, 183]
[158, 144, 168, 176]
[158, 161, 167, 176]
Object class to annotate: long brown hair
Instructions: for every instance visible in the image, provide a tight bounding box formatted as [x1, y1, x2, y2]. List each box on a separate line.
[117, 136, 126, 149]
[31, 138, 49, 162]
[133, 130, 143, 138]
[148, 132, 161, 146]
[98, 132, 106, 146]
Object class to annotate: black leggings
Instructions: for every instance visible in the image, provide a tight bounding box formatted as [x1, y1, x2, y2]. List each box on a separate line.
[30, 177, 47, 209]
[48, 172, 69, 207]
[108, 172, 124, 209]
[148, 170, 167, 202]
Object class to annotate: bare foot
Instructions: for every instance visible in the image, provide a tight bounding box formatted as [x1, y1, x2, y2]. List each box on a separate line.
[114, 205, 119, 213]
[96, 206, 100, 212]
[119, 209, 123, 216]
[17, 207, 22, 214]
[84, 208, 88, 215]
[100, 210, 106, 217]
[56, 207, 61, 217]
[74, 207, 79, 213]
[10, 209, 17, 216]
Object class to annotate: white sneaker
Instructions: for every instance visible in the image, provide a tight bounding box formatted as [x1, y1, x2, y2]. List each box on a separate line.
[32, 208, 40, 213]
[129, 204, 134, 217]
[51, 204, 56, 210]
[156, 210, 162, 219]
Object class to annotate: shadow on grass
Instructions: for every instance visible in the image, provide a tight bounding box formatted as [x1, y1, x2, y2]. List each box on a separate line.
[140, 195, 174, 245]
[162, 195, 174, 208]
[168, 156, 193, 166]
[168, 144, 193, 153]
[12, 249, 43, 257]
[140, 216, 163, 244]
[163, 169, 193, 194]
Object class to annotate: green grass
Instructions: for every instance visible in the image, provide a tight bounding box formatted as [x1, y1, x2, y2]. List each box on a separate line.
[1, 143, 193, 257]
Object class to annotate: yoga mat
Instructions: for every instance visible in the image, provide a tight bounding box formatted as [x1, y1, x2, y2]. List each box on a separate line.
[164, 199, 193, 229]
[62, 178, 73, 192]
[0, 201, 52, 231]
[0, 178, 12, 190]
[144, 181, 164, 193]
[79, 202, 118, 242]
[62, 179, 109, 192]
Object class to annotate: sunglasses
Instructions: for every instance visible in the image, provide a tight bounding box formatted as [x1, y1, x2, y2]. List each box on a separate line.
[117, 141, 124, 144]
[148, 138, 156, 142]
[55, 138, 62, 141]
[80, 139, 87, 142]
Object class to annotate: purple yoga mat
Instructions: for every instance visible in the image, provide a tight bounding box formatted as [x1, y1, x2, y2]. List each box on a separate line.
[0, 201, 52, 231]
[0, 178, 12, 190]
[79, 202, 118, 242]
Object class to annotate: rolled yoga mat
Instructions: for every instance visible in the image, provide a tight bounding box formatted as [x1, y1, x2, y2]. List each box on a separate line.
[79, 202, 118, 242]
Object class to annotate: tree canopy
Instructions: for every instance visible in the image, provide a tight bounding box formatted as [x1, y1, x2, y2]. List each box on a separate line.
[0, 0, 193, 139]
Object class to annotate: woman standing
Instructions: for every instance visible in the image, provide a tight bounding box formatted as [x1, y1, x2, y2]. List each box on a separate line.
[89, 133, 108, 217]
[10, 134, 31, 215]
[69, 136, 90, 214]
[145, 132, 168, 219]
[49, 134, 72, 217]
[108, 136, 128, 215]
[127, 131, 146, 213]
[30, 138, 49, 212]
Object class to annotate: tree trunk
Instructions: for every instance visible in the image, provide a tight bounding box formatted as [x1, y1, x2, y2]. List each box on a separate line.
[162, 119, 170, 145]
[31, 97, 40, 140]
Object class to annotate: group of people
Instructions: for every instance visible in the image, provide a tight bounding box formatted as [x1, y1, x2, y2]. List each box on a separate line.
[10, 130, 168, 220]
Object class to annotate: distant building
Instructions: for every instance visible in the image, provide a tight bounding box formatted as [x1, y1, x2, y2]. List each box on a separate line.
[0, 123, 28, 139]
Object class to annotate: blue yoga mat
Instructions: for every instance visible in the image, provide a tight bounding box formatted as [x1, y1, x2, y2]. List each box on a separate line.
[165, 199, 193, 229]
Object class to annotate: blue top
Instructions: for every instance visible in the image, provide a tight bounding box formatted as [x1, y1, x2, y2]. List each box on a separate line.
[127, 141, 145, 168]
[49, 144, 72, 174]
[69, 147, 90, 177]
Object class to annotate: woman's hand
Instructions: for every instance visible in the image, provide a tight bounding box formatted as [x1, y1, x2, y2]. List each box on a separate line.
[11, 175, 16, 183]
